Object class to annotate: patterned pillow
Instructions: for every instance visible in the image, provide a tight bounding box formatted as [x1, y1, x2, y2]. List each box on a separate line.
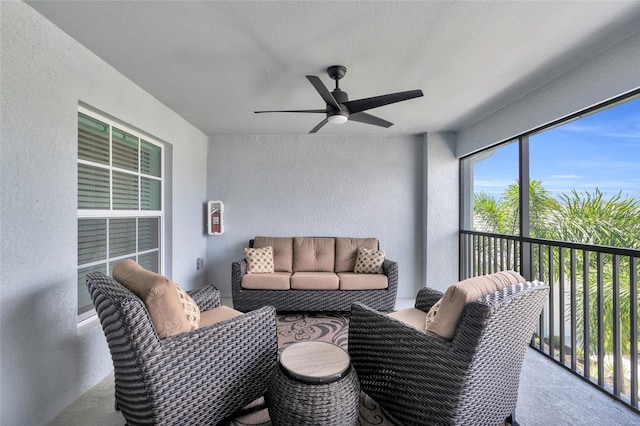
[173, 282, 200, 331]
[245, 246, 275, 273]
[354, 247, 386, 274]
[424, 298, 442, 329]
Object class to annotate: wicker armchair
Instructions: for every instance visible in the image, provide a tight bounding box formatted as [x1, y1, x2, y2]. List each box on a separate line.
[348, 281, 549, 426]
[86, 272, 278, 425]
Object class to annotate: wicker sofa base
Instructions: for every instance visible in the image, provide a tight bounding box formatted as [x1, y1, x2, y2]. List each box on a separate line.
[232, 286, 396, 312]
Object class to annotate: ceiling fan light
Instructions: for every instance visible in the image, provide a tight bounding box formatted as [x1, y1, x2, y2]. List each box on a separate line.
[328, 114, 348, 124]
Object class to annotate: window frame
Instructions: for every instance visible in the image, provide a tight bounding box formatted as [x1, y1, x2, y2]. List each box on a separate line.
[77, 106, 164, 323]
[460, 87, 640, 240]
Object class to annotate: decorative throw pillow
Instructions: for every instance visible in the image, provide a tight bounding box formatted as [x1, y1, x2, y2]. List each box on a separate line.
[424, 298, 441, 328]
[245, 246, 275, 273]
[113, 259, 196, 338]
[173, 282, 200, 331]
[354, 247, 386, 274]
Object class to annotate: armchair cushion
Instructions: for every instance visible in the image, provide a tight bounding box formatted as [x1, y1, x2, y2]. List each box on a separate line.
[425, 270, 525, 339]
[244, 246, 275, 273]
[112, 259, 199, 338]
[199, 305, 244, 328]
[388, 307, 428, 331]
[354, 247, 386, 274]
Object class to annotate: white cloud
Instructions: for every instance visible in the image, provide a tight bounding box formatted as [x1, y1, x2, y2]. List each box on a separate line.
[550, 174, 581, 179]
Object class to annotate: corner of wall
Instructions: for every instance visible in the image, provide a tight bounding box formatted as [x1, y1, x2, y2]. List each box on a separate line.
[424, 132, 460, 291]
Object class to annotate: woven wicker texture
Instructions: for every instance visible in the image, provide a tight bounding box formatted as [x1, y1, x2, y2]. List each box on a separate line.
[266, 364, 360, 425]
[86, 272, 278, 425]
[348, 281, 549, 426]
[232, 258, 398, 312]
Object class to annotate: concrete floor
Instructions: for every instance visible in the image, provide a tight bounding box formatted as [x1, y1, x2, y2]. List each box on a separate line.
[46, 299, 640, 425]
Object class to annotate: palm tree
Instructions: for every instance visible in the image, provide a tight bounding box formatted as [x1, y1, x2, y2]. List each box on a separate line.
[548, 188, 640, 249]
[547, 189, 640, 391]
[474, 179, 558, 236]
[475, 183, 640, 393]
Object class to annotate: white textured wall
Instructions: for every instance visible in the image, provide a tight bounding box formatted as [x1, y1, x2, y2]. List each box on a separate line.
[423, 132, 460, 291]
[457, 30, 640, 156]
[0, 3, 208, 424]
[205, 134, 427, 299]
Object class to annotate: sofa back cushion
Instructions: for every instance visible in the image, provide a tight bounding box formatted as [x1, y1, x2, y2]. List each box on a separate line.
[254, 236, 293, 272]
[335, 237, 378, 272]
[293, 237, 335, 272]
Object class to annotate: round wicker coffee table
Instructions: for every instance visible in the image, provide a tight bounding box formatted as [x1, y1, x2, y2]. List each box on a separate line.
[266, 341, 360, 425]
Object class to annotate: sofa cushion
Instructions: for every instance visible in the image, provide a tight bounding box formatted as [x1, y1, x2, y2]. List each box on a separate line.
[354, 247, 386, 274]
[254, 236, 293, 272]
[112, 259, 197, 338]
[241, 272, 292, 290]
[291, 272, 339, 290]
[244, 246, 274, 273]
[337, 272, 388, 290]
[293, 237, 335, 272]
[425, 270, 526, 339]
[335, 237, 378, 272]
[388, 308, 428, 331]
[199, 305, 244, 328]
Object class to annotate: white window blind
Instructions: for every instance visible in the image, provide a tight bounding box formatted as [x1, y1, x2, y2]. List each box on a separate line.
[77, 109, 163, 321]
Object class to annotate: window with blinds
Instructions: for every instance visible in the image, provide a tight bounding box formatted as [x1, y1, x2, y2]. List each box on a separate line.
[77, 109, 163, 321]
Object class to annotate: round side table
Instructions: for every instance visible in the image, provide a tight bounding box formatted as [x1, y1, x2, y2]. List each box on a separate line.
[266, 341, 360, 425]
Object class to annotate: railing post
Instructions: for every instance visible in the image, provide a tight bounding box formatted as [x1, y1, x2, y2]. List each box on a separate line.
[612, 254, 622, 397]
[630, 257, 638, 409]
[519, 136, 532, 280]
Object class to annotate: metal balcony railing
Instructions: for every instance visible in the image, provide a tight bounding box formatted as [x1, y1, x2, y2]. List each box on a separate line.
[460, 230, 639, 412]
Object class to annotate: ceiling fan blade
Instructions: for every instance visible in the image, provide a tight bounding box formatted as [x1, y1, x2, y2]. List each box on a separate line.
[306, 75, 342, 111]
[255, 109, 326, 114]
[349, 112, 393, 128]
[343, 89, 423, 114]
[309, 118, 329, 134]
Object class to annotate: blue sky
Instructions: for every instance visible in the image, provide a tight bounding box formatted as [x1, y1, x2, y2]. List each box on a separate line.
[473, 95, 640, 200]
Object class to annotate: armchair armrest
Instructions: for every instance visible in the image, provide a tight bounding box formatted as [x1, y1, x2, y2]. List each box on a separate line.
[156, 306, 278, 418]
[348, 302, 470, 422]
[163, 305, 277, 357]
[187, 284, 221, 311]
[415, 287, 443, 312]
[349, 302, 451, 356]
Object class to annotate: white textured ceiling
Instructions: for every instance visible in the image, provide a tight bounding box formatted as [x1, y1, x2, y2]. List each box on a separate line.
[27, 1, 640, 136]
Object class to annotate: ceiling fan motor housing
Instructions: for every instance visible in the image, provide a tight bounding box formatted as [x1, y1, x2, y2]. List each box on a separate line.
[326, 88, 349, 123]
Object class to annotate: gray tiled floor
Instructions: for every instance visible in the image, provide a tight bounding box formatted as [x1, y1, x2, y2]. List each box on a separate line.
[47, 299, 639, 425]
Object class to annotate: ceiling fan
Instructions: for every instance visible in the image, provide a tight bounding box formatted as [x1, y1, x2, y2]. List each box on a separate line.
[255, 65, 423, 133]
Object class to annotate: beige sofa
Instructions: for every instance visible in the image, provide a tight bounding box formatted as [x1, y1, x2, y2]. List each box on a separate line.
[232, 236, 398, 312]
